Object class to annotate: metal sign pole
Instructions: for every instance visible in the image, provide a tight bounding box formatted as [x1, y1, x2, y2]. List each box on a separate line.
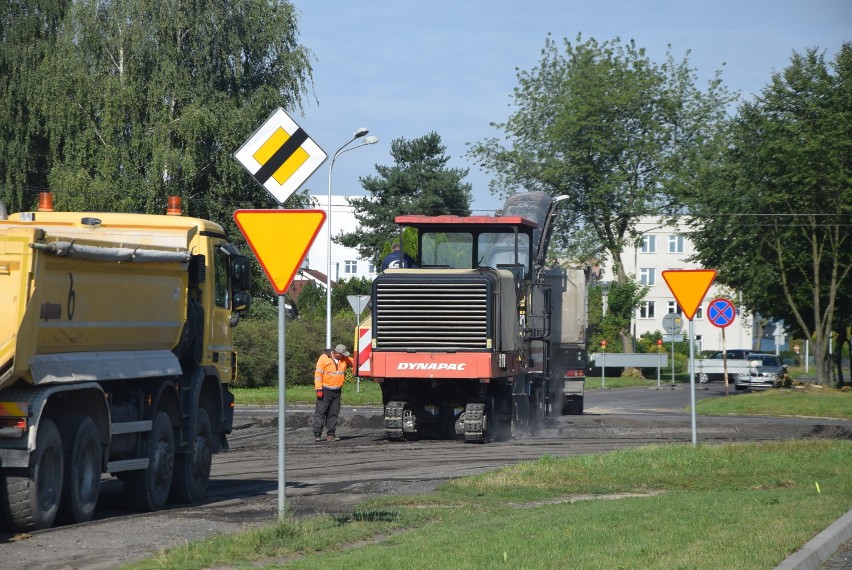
[671, 338, 675, 386]
[656, 339, 663, 388]
[688, 318, 697, 446]
[347, 294, 371, 394]
[277, 294, 286, 518]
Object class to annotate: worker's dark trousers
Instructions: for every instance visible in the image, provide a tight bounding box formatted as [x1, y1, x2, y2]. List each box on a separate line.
[313, 388, 341, 436]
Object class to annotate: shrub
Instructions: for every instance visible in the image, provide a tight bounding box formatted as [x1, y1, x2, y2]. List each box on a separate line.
[234, 311, 368, 388]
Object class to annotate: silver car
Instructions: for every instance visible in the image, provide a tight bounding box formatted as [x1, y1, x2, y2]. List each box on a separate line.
[734, 354, 788, 390]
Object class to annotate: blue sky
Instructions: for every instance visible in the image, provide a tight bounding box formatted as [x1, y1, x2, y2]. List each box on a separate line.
[290, 1, 850, 214]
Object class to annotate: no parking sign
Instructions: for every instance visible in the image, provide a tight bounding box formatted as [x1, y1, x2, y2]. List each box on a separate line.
[707, 298, 736, 328]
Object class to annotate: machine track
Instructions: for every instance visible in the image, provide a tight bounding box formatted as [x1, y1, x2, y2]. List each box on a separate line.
[463, 403, 487, 442]
[384, 401, 405, 441]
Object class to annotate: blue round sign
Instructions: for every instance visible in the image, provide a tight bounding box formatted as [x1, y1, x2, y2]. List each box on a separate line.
[707, 298, 736, 328]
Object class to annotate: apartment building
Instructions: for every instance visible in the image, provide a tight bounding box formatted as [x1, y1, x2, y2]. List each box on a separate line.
[602, 217, 755, 353]
[303, 194, 378, 282]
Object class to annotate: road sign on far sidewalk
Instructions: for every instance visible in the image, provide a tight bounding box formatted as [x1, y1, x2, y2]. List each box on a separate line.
[347, 295, 371, 316]
[662, 312, 684, 334]
[707, 297, 736, 328]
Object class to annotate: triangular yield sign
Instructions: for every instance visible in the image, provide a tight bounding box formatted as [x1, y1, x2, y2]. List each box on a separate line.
[233, 209, 326, 295]
[661, 269, 717, 320]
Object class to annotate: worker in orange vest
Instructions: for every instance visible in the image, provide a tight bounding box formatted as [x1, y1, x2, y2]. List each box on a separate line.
[312, 344, 353, 442]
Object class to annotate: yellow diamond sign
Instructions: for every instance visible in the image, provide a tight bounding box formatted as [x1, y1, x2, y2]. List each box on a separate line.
[233, 210, 326, 295]
[234, 108, 327, 204]
[661, 269, 717, 320]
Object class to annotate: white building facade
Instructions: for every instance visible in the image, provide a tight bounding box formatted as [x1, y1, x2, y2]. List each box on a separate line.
[602, 216, 754, 354]
[304, 194, 378, 282]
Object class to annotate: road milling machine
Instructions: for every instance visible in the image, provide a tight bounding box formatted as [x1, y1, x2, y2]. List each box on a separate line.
[355, 192, 589, 442]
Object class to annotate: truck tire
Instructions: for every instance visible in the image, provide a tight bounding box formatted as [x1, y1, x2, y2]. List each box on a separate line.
[170, 408, 212, 504]
[0, 418, 64, 531]
[122, 411, 174, 512]
[57, 416, 102, 524]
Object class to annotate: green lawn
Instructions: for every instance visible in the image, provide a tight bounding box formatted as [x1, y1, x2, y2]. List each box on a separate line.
[126, 386, 852, 569]
[127, 440, 852, 569]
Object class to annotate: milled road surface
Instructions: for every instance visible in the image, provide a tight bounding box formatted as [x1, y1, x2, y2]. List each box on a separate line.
[1, 383, 849, 569]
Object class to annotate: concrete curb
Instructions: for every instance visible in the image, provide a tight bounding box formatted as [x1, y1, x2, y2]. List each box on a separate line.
[773, 509, 852, 570]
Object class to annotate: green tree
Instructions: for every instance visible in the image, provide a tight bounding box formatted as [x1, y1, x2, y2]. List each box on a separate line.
[684, 45, 852, 386]
[0, 0, 69, 212]
[468, 35, 735, 351]
[30, 0, 312, 220]
[338, 132, 472, 265]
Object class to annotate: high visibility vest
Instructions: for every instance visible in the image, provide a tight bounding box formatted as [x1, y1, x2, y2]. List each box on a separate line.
[314, 353, 352, 391]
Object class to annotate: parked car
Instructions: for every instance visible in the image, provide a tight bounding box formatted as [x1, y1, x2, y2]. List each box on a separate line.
[698, 349, 755, 382]
[734, 353, 788, 390]
[712, 349, 753, 360]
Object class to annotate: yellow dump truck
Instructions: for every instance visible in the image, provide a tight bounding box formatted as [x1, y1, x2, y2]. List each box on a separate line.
[0, 194, 251, 531]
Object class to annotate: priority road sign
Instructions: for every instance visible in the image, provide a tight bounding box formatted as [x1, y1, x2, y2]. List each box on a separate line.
[661, 269, 716, 320]
[233, 209, 326, 295]
[234, 108, 327, 204]
[707, 297, 736, 328]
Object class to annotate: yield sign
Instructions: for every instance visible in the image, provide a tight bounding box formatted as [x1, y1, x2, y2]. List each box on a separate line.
[661, 269, 716, 320]
[234, 108, 327, 204]
[233, 210, 326, 295]
[707, 297, 736, 328]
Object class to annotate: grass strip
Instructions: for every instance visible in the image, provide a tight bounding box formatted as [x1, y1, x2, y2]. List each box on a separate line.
[126, 440, 851, 570]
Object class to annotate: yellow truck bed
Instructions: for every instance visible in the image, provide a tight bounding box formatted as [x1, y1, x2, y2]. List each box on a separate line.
[0, 216, 195, 391]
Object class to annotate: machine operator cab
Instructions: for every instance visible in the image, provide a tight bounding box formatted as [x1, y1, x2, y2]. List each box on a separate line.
[392, 214, 539, 281]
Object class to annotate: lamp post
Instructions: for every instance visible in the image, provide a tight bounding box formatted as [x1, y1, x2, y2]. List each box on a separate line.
[326, 128, 379, 349]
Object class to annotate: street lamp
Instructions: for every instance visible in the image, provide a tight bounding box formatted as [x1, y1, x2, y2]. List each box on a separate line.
[326, 128, 379, 349]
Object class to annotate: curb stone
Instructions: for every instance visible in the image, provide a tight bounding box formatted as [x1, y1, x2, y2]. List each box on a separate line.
[773, 509, 852, 570]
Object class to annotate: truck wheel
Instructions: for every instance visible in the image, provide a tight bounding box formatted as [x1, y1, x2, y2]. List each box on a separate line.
[123, 412, 174, 512]
[0, 418, 64, 531]
[57, 416, 102, 524]
[170, 409, 212, 504]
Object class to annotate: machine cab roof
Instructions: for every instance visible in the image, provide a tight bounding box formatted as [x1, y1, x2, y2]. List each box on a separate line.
[395, 214, 539, 279]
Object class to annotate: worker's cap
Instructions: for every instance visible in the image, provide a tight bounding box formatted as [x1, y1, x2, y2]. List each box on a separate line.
[334, 344, 350, 356]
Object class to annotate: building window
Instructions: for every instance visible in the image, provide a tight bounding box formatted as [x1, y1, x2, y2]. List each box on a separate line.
[639, 268, 656, 285]
[640, 235, 656, 253]
[639, 301, 656, 319]
[668, 235, 685, 253]
[668, 301, 681, 315]
[694, 305, 703, 319]
[368, 262, 377, 274]
[344, 260, 357, 274]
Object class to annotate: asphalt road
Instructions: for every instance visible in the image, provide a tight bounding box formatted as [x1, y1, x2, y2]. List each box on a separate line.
[1, 381, 849, 569]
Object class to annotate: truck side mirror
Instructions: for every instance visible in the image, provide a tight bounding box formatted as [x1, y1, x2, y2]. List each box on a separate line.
[231, 255, 251, 291]
[232, 291, 251, 313]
